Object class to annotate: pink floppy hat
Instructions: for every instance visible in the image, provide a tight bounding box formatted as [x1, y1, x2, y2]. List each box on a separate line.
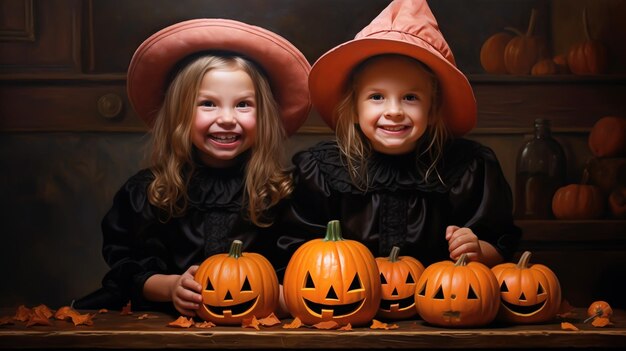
[308, 0, 476, 136]
[127, 18, 311, 136]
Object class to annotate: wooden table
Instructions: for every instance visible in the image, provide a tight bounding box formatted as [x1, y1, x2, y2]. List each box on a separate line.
[0, 307, 624, 349]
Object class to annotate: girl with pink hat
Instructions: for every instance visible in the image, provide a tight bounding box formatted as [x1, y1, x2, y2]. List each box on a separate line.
[281, 0, 520, 268]
[74, 19, 310, 317]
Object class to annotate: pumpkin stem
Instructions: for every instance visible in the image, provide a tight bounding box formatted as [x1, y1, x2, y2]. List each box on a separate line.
[388, 246, 401, 262]
[517, 251, 532, 269]
[583, 7, 591, 41]
[526, 8, 537, 36]
[581, 167, 590, 185]
[228, 240, 243, 259]
[324, 220, 344, 242]
[504, 26, 524, 37]
[454, 253, 469, 267]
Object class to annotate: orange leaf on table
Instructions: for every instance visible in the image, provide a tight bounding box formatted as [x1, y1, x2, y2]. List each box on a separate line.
[33, 304, 54, 319]
[98, 309, 108, 314]
[0, 316, 14, 325]
[26, 308, 52, 327]
[120, 301, 132, 315]
[167, 316, 194, 328]
[282, 317, 303, 329]
[14, 305, 31, 322]
[242, 316, 260, 330]
[312, 320, 339, 330]
[338, 323, 353, 331]
[258, 313, 281, 327]
[561, 322, 579, 331]
[370, 319, 399, 330]
[591, 317, 613, 328]
[194, 321, 216, 328]
[70, 313, 94, 326]
[54, 306, 80, 320]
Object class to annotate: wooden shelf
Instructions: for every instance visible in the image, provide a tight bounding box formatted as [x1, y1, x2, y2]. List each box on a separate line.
[515, 220, 626, 251]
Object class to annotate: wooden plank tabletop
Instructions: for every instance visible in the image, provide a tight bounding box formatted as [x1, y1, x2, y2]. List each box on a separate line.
[0, 307, 624, 349]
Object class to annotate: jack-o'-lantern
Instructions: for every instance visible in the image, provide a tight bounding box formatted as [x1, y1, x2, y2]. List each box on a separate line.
[375, 246, 424, 320]
[415, 254, 499, 327]
[283, 220, 381, 326]
[491, 251, 561, 324]
[194, 240, 279, 325]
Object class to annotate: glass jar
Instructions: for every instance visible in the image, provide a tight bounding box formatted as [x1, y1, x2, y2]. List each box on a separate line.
[515, 118, 566, 219]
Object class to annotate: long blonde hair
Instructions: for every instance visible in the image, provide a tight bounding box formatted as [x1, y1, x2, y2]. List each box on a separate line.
[148, 53, 292, 226]
[335, 54, 449, 191]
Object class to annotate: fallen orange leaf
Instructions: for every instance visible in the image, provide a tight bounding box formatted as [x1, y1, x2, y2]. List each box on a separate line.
[14, 305, 31, 322]
[258, 313, 281, 327]
[33, 304, 54, 319]
[242, 316, 260, 330]
[591, 317, 612, 328]
[312, 320, 339, 330]
[338, 323, 353, 331]
[167, 316, 194, 328]
[54, 306, 80, 320]
[0, 316, 14, 325]
[370, 319, 399, 330]
[26, 308, 52, 327]
[282, 317, 303, 329]
[195, 321, 216, 328]
[98, 309, 108, 314]
[561, 322, 579, 331]
[70, 313, 94, 326]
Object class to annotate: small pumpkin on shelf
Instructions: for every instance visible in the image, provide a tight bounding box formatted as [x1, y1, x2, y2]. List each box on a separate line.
[552, 170, 605, 220]
[588, 116, 626, 158]
[567, 7, 608, 75]
[504, 8, 546, 75]
[531, 58, 557, 76]
[480, 31, 514, 74]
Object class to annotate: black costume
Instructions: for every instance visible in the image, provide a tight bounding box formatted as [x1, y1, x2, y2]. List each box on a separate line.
[275, 139, 521, 266]
[74, 155, 288, 313]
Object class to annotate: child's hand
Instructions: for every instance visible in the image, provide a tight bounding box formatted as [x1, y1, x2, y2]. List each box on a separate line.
[171, 265, 203, 317]
[445, 225, 482, 262]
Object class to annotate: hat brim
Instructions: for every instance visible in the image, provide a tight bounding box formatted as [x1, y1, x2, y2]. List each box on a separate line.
[127, 19, 311, 135]
[309, 36, 476, 136]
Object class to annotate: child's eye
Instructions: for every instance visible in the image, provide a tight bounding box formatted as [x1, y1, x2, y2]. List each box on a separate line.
[236, 101, 250, 108]
[369, 94, 384, 101]
[199, 100, 215, 107]
[404, 94, 418, 101]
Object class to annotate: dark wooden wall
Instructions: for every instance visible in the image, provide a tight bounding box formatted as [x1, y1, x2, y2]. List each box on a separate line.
[1, 0, 625, 309]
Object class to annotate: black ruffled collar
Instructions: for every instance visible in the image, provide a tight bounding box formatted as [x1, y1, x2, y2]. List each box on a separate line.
[294, 139, 483, 194]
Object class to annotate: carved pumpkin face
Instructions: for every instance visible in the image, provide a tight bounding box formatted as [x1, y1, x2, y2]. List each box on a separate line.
[415, 254, 500, 327]
[194, 240, 279, 325]
[375, 246, 425, 320]
[491, 251, 561, 324]
[283, 220, 381, 326]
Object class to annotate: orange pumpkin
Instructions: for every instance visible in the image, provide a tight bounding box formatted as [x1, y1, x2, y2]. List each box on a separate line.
[491, 251, 561, 324]
[194, 240, 279, 325]
[552, 182, 605, 220]
[480, 32, 514, 74]
[415, 254, 499, 327]
[283, 220, 381, 326]
[588, 116, 626, 158]
[375, 246, 425, 320]
[504, 9, 545, 75]
[531, 58, 557, 76]
[587, 300, 613, 319]
[567, 8, 608, 75]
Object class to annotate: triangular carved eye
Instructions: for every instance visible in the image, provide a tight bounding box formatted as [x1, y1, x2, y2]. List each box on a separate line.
[433, 286, 444, 299]
[467, 285, 478, 299]
[417, 283, 426, 297]
[241, 277, 252, 292]
[537, 283, 545, 294]
[326, 286, 339, 300]
[406, 273, 415, 284]
[304, 272, 315, 289]
[380, 273, 387, 284]
[224, 290, 233, 301]
[348, 273, 362, 291]
[500, 281, 509, 292]
[205, 278, 214, 291]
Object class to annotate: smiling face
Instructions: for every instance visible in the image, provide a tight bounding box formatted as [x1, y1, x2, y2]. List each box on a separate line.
[354, 56, 433, 155]
[376, 253, 424, 320]
[191, 67, 257, 167]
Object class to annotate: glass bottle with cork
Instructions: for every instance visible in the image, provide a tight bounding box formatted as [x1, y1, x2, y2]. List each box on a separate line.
[515, 118, 566, 219]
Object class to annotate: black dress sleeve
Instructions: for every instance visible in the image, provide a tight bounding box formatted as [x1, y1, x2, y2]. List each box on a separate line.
[446, 142, 521, 260]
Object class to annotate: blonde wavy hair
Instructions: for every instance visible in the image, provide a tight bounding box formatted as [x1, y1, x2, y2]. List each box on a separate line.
[334, 54, 449, 191]
[147, 54, 292, 226]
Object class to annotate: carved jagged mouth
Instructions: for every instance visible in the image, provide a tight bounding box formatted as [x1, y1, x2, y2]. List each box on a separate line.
[501, 299, 546, 316]
[379, 296, 415, 311]
[205, 296, 258, 317]
[303, 298, 365, 317]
